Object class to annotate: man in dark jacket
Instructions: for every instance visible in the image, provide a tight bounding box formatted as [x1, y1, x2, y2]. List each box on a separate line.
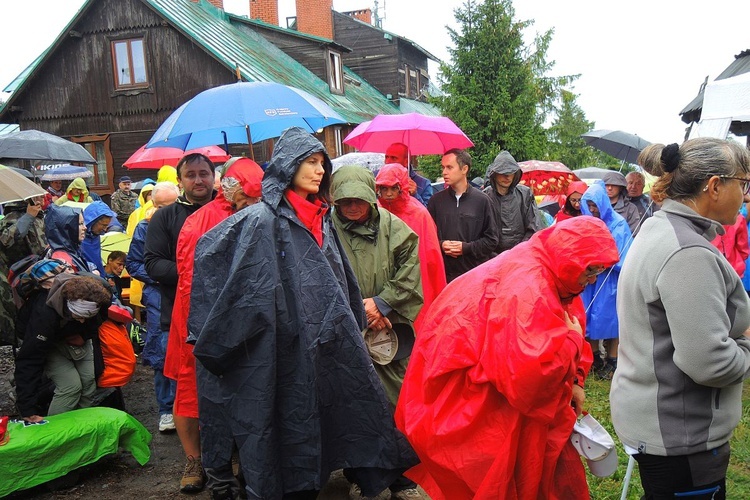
[603, 171, 641, 235]
[110, 176, 138, 227]
[188, 127, 417, 500]
[427, 148, 498, 282]
[625, 171, 658, 220]
[483, 151, 538, 254]
[144, 153, 216, 493]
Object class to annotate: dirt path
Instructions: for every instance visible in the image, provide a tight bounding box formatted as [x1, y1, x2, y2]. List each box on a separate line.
[4, 357, 413, 499]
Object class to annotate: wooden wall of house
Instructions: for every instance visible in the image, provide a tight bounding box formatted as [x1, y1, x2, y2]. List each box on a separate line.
[234, 23, 329, 83]
[333, 12, 399, 100]
[397, 41, 430, 101]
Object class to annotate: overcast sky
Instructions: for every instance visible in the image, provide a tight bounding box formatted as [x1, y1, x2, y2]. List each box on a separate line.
[2, 0, 749, 146]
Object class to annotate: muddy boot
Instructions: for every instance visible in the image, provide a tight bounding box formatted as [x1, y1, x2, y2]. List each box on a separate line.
[180, 455, 205, 493]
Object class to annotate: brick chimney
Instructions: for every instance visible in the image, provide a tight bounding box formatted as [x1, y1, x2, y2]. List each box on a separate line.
[191, 0, 224, 8]
[295, 0, 333, 40]
[344, 9, 372, 25]
[250, 0, 279, 25]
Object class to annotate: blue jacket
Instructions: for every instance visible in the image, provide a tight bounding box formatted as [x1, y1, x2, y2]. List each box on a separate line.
[580, 182, 632, 340]
[125, 220, 155, 285]
[411, 170, 433, 207]
[82, 201, 116, 276]
[44, 205, 90, 273]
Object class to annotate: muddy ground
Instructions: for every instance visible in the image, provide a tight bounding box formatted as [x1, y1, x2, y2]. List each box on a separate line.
[1, 347, 422, 499]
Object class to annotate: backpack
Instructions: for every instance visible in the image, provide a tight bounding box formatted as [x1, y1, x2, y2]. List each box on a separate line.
[10, 258, 72, 309]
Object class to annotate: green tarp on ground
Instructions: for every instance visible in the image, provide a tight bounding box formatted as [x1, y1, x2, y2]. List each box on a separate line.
[0, 407, 151, 496]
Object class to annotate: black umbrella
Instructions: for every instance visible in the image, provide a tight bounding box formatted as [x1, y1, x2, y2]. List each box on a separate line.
[0, 129, 96, 164]
[581, 129, 651, 164]
[7, 166, 34, 179]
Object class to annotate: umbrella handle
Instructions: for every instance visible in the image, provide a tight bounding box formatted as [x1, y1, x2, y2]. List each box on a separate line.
[245, 125, 255, 161]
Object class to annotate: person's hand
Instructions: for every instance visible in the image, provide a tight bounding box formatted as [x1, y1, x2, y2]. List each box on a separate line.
[26, 200, 42, 217]
[66, 334, 85, 346]
[408, 178, 418, 196]
[23, 415, 45, 423]
[564, 311, 583, 336]
[571, 384, 585, 417]
[441, 240, 463, 258]
[363, 298, 392, 331]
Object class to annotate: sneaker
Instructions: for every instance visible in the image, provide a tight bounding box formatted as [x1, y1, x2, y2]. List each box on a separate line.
[180, 455, 205, 493]
[391, 488, 423, 499]
[158, 413, 176, 432]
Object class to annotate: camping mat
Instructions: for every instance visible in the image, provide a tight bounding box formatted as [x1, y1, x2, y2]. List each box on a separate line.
[0, 407, 151, 496]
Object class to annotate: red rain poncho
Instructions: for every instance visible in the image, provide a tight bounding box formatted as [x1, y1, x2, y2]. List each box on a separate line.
[555, 180, 588, 223]
[395, 217, 620, 499]
[165, 158, 263, 416]
[376, 164, 447, 330]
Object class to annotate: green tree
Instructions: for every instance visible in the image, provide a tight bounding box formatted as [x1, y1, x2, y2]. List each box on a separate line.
[434, 0, 574, 177]
[546, 90, 597, 169]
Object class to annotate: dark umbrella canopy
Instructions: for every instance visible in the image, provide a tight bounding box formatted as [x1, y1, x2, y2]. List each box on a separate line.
[0, 130, 96, 164]
[581, 129, 651, 164]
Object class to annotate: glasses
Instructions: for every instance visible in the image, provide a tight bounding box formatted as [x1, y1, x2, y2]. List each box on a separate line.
[585, 266, 607, 277]
[718, 175, 750, 196]
[568, 197, 582, 205]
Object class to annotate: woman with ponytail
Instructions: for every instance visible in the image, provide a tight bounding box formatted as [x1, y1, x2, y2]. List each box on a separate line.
[611, 138, 750, 499]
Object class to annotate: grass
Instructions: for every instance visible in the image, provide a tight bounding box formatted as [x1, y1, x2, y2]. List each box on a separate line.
[584, 380, 750, 499]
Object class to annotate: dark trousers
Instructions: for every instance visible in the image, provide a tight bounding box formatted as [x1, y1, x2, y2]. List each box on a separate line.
[634, 443, 730, 499]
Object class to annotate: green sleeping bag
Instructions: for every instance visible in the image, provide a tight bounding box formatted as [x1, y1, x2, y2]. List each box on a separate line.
[0, 407, 151, 496]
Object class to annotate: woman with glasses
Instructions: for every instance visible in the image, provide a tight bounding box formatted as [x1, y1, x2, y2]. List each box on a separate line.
[555, 180, 588, 223]
[187, 127, 416, 499]
[611, 138, 750, 499]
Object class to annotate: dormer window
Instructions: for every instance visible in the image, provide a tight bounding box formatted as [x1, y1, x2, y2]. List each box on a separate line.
[111, 38, 149, 90]
[327, 50, 344, 94]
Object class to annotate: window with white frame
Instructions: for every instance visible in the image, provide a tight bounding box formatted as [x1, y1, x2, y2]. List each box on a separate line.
[327, 51, 344, 94]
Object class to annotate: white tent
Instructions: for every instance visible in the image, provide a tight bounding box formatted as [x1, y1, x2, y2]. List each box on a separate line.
[689, 72, 750, 139]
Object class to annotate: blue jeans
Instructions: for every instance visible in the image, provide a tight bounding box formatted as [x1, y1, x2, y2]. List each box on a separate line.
[142, 285, 175, 414]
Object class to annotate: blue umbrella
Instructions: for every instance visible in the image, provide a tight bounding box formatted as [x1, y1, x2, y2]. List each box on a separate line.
[38, 164, 94, 181]
[146, 82, 346, 153]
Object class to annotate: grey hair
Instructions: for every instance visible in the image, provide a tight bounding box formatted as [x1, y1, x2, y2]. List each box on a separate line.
[650, 138, 750, 203]
[150, 181, 180, 199]
[625, 171, 645, 183]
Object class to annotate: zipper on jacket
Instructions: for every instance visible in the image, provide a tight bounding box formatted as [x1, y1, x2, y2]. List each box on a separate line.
[714, 388, 721, 410]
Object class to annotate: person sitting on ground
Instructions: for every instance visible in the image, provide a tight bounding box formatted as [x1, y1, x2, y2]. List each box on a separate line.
[602, 171, 641, 235]
[14, 268, 112, 423]
[54, 177, 93, 206]
[103, 251, 127, 301]
[396, 217, 620, 499]
[580, 182, 632, 379]
[555, 181, 588, 223]
[81, 201, 117, 276]
[110, 176, 138, 228]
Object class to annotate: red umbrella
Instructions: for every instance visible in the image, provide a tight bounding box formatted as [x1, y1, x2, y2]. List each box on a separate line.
[124, 144, 231, 169]
[518, 160, 580, 196]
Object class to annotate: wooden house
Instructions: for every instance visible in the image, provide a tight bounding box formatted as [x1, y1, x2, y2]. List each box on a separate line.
[0, 0, 400, 195]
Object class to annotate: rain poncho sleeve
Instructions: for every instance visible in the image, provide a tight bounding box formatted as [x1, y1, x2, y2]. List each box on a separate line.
[395, 217, 620, 500]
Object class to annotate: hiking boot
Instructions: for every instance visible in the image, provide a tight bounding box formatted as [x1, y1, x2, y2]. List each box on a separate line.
[180, 455, 205, 493]
[211, 484, 237, 500]
[391, 487, 423, 499]
[595, 362, 616, 381]
[158, 413, 176, 432]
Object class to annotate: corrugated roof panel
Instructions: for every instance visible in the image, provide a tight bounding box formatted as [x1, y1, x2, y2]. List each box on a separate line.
[399, 98, 442, 116]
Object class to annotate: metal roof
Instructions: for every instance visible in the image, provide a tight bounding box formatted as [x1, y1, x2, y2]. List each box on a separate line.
[680, 49, 750, 123]
[399, 98, 441, 116]
[227, 13, 352, 54]
[1, 0, 400, 125]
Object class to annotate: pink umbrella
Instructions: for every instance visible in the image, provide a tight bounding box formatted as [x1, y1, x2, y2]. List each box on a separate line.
[343, 113, 473, 155]
[124, 144, 232, 169]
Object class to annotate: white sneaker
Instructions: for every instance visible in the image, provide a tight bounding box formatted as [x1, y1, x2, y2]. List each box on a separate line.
[158, 413, 176, 432]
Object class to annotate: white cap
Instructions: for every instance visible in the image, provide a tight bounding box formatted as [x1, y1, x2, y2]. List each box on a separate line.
[570, 413, 618, 477]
